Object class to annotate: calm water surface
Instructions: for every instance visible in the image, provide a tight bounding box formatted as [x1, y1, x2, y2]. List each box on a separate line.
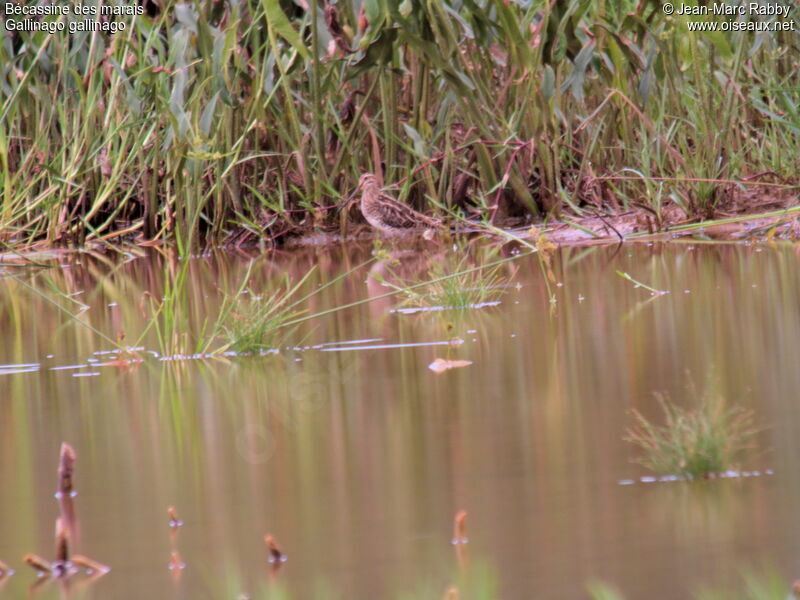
[1, 241, 799, 599]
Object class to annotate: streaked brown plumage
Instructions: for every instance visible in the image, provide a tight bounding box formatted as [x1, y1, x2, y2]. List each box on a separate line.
[356, 173, 442, 236]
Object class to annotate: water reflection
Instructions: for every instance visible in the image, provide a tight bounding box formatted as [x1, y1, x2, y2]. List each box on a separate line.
[0, 242, 799, 598]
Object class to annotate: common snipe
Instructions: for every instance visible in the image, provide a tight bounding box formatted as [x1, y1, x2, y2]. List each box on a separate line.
[356, 173, 443, 236]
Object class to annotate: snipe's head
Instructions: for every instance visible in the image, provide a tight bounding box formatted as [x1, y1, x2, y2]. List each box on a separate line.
[348, 173, 377, 210]
[358, 173, 378, 192]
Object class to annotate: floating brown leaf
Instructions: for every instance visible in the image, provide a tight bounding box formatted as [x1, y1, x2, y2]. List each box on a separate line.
[428, 358, 473, 374]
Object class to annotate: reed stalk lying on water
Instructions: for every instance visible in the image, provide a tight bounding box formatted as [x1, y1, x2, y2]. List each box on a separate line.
[24, 554, 52, 576]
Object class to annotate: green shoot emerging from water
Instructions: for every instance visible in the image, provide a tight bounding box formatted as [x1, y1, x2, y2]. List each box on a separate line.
[625, 389, 759, 479]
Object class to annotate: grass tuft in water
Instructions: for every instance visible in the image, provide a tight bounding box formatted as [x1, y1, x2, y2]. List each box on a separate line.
[388, 255, 509, 311]
[218, 257, 378, 354]
[219, 269, 314, 354]
[221, 292, 304, 354]
[625, 389, 759, 479]
[425, 262, 506, 309]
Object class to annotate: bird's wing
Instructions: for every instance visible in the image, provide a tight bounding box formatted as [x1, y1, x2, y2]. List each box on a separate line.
[379, 194, 442, 229]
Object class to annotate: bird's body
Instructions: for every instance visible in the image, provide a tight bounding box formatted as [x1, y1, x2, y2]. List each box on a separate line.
[356, 173, 442, 236]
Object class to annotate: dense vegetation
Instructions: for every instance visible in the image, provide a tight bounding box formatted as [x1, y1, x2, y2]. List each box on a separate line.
[2, 0, 798, 248]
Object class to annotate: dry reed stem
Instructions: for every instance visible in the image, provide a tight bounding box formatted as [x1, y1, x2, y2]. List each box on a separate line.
[264, 534, 285, 563]
[57, 493, 77, 542]
[54, 518, 69, 564]
[168, 551, 185, 571]
[574, 89, 686, 168]
[167, 506, 183, 528]
[57, 443, 76, 498]
[452, 510, 468, 544]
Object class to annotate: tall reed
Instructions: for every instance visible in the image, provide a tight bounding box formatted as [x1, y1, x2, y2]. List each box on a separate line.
[2, 0, 797, 247]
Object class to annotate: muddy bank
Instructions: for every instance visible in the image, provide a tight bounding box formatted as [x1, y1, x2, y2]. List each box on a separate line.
[285, 199, 800, 249]
[0, 189, 797, 259]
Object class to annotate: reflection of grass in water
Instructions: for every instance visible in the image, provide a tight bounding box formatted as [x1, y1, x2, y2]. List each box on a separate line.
[396, 563, 499, 600]
[695, 570, 789, 600]
[625, 386, 759, 480]
[11, 249, 530, 359]
[219, 562, 498, 600]
[220, 250, 526, 353]
[219, 257, 382, 353]
[423, 260, 507, 309]
[219, 269, 312, 354]
[382, 254, 509, 311]
[587, 582, 626, 600]
[141, 257, 215, 357]
[225, 566, 797, 600]
[591, 570, 789, 600]
[221, 250, 529, 352]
